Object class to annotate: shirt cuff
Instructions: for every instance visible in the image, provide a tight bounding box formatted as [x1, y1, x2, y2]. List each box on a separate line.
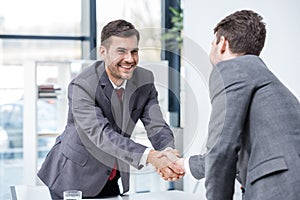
[138, 147, 153, 169]
[184, 156, 192, 175]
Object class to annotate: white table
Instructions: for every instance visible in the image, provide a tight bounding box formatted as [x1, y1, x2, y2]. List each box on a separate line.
[10, 185, 198, 200]
[86, 190, 198, 200]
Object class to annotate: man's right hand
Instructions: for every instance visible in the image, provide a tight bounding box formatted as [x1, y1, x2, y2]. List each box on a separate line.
[147, 149, 185, 181]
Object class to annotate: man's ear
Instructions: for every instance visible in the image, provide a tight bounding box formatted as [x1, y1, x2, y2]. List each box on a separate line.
[99, 46, 106, 58]
[219, 36, 227, 54]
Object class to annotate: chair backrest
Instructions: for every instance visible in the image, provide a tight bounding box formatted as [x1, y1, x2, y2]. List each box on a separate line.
[10, 185, 52, 200]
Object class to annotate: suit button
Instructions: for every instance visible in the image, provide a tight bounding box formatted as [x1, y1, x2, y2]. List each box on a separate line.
[107, 170, 111, 175]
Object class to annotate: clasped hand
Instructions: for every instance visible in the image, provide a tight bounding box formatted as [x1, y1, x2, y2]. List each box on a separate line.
[147, 148, 185, 181]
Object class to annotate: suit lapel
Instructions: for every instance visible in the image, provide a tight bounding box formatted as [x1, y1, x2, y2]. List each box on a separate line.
[97, 62, 113, 101]
[95, 62, 118, 126]
[122, 78, 138, 136]
[95, 61, 139, 135]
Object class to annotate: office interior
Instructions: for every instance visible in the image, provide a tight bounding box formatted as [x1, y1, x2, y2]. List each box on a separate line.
[0, 0, 299, 199]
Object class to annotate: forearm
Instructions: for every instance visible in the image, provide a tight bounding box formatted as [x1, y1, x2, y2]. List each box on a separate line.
[71, 80, 147, 168]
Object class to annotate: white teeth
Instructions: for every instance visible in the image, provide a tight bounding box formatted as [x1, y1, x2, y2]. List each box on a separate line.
[120, 65, 132, 69]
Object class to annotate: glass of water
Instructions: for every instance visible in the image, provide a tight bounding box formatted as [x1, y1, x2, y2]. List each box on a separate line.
[63, 190, 82, 200]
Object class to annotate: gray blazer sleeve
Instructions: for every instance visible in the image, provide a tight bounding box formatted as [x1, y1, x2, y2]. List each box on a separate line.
[141, 83, 175, 150]
[189, 154, 205, 179]
[70, 67, 174, 169]
[70, 77, 147, 169]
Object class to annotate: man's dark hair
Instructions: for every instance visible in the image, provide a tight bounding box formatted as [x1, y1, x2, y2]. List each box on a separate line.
[214, 10, 266, 56]
[101, 19, 140, 48]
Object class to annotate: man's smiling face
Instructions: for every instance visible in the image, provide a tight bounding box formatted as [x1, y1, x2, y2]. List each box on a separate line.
[100, 35, 139, 86]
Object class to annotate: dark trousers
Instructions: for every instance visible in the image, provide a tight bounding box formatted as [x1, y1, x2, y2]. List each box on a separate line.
[50, 171, 120, 199]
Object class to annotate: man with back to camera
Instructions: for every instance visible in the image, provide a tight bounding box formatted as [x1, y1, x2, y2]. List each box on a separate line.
[37, 19, 184, 199]
[160, 10, 300, 200]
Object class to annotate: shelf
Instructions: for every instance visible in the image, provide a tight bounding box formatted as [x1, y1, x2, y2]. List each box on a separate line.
[37, 132, 60, 137]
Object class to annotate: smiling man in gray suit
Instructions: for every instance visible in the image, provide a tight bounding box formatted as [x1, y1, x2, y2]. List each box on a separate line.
[37, 20, 183, 199]
[161, 10, 300, 200]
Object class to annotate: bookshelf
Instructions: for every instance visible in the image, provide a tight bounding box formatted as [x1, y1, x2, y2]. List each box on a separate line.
[23, 60, 93, 185]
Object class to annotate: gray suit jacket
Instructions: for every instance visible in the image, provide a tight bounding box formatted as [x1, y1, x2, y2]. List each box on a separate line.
[37, 60, 174, 198]
[189, 55, 300, 200]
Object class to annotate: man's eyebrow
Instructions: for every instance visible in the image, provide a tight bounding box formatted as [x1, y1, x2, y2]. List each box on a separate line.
[131, 48, 139, 51]
[116, 47, 139, 51]
[116, 47, 126, 51]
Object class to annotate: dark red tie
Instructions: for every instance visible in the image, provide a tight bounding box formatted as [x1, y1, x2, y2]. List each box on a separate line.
[109, 88, 124, 181]
[115, 88, 124, 104]
[109, 163, 117, 181]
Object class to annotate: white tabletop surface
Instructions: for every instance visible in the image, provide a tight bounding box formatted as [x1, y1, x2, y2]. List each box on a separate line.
[11, 185, 198, 200]
[85, 190, 198, 200]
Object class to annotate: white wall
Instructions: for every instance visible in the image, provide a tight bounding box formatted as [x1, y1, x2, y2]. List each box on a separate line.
[182, 0, 300, 198]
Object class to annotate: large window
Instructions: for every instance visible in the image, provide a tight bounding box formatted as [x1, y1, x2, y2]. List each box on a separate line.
[1, 40, 81, 65]
[0, 1, 83, 199]
[0, 0, 165, 199]
[0, 0, 81, 36]
[97, 0, 162, 62]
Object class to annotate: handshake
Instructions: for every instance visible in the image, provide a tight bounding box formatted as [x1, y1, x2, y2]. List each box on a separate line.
[146, 148, 185, 181]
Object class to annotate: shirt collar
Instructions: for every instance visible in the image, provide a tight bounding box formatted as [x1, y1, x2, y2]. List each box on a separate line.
[109, 79, 127, 90]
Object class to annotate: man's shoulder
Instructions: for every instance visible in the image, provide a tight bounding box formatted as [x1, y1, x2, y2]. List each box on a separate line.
[135, 66, 153, 75]
[78, 60, 104, 79]
[132, 66, 154, 82]
[213, 55, 267, 79]
[217, 55, 265, 71]
[69, 61, 105, 92]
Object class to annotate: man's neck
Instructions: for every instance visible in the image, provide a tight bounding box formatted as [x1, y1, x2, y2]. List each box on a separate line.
[109, 77, 127, 89]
